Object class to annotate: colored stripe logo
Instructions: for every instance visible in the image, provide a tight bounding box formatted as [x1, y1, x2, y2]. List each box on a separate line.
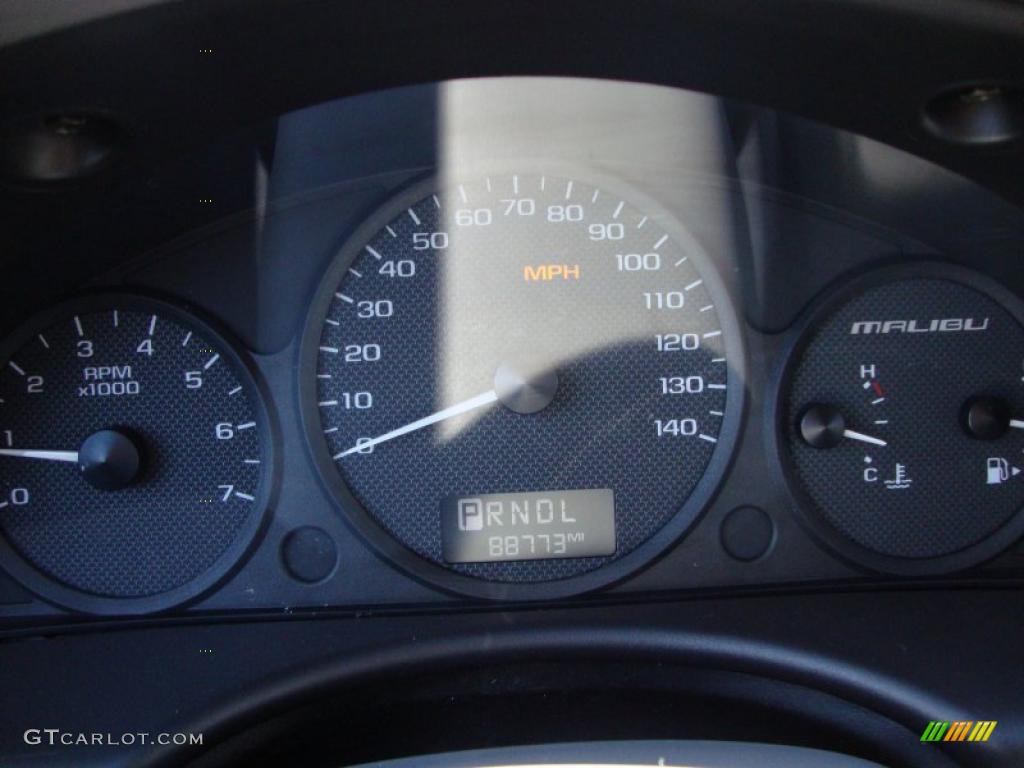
[921, 721, 996, 742]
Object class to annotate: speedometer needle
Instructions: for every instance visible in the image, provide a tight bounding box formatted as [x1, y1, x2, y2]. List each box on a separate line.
[334, 390, 499, 459]
[842, 429, 887, 447]
[0, 448, 79, 462]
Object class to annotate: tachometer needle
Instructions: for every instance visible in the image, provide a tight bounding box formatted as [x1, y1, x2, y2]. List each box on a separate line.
[842, 429, 887, 447]
[1009, 419, 1024, 430]
[0, 448, 79, 463]
[334, 390, 499, 459]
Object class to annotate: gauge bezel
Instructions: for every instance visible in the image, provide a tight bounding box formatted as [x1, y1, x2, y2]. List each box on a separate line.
[0, 292, 276, 615]
[769, 261, 1024, 575]
[299, 168, 746, 600]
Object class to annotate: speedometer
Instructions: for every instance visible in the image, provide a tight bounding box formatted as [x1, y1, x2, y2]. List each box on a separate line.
[302, 173, 742, 598]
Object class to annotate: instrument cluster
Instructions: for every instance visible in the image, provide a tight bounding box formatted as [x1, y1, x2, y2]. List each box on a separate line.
[1, 80, 1023, 620]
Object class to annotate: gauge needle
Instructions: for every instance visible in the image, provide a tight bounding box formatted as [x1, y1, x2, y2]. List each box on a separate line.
[334, 390, 499, 459]
[842, 429, 887, 447]
[1010, 419, 1024, 430]
[0, 448, 79, 462]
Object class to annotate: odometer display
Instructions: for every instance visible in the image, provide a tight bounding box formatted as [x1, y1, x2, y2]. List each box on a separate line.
[309, 173, 738, 592]
[441, 488, 617, 564]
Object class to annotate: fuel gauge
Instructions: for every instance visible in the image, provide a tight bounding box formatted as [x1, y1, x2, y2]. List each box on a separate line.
[777, 265, 1024, 574]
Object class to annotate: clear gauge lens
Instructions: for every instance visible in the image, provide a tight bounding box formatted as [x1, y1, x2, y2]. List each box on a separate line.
[782, 269, 1024, 573]
[0, 297, 268, 613]
[307, 173, 740, 593]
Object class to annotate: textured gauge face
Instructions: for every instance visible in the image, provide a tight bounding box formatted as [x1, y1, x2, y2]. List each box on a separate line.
[784, 274, 1024, 570]
[0, 300, 266, 610]
[312, 174, 737, 587]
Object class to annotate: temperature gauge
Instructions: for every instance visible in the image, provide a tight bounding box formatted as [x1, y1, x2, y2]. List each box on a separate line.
[777, 266, 1024, 574]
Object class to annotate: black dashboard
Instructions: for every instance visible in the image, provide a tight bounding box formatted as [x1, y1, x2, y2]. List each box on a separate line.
[1, 3, 1023, 768]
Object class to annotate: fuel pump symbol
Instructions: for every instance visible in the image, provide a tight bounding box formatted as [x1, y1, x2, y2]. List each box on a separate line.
[986, 457, 1021, 485]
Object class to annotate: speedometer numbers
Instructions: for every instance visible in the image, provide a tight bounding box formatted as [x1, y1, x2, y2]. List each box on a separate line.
[0, 297, 269, 614]
[307, 173, 739, 596]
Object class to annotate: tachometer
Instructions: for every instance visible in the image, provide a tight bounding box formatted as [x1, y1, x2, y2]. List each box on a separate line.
[303, 173, 741, 598]
[0, 295, 271, 614]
